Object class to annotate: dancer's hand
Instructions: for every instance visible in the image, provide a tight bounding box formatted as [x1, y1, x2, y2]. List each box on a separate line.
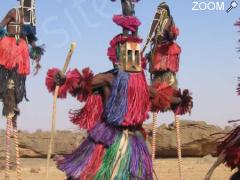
[54, 71, 66, 86]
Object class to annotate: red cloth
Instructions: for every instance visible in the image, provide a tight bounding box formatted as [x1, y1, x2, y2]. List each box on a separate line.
[151, 42, 181, 73]
[0, 36, 30, 75]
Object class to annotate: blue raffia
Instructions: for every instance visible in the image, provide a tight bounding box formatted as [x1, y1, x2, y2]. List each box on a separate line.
[0, 27, 6, 38]
[104, 69, 129, 125]
[89, 122, 120, 147]
[22, 25, 38, 43]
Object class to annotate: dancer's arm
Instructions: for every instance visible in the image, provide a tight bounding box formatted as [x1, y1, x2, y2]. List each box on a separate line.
[0, 9, 14, 28]
[46, 68, 115, 101]
[149, 79, 192, 114]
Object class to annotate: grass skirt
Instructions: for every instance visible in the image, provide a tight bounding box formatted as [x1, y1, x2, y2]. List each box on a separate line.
[0, 65, 27, 115]
[57, 122, 153, 180]
[0, 36, 30, 75]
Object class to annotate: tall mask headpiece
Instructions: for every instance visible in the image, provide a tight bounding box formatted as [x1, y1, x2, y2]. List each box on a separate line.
[156, 2, 172, 40]
[19, 0, 36, 26]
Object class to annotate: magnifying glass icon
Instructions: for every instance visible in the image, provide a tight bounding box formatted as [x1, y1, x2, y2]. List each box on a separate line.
[226, 1, 238, 13]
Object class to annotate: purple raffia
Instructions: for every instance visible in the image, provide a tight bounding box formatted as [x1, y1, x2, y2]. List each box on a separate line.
[130, 134, 153, 179]
[57, 138, 95, 179]
[89, 122, 120, 147]
[104, 70, 129, 125]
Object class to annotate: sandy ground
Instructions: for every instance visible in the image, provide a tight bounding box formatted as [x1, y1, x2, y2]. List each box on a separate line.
[0, 157, 235, 180]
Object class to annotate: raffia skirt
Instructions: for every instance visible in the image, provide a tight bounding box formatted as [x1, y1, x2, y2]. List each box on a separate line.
[0, 36, 30, 115]
[57, 122, 153, 180]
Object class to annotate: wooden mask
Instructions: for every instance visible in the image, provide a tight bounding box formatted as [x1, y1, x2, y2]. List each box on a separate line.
[119, 41, 142, 72]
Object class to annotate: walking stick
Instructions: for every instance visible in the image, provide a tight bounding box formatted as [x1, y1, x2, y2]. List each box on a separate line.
[174, 114, 183, 180]
[46, 42, 77, 180]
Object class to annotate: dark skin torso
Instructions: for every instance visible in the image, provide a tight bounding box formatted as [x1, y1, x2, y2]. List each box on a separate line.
[0, 8, 37, 47]
[0, 8, 24, 34]
[91, 72, 115, 103]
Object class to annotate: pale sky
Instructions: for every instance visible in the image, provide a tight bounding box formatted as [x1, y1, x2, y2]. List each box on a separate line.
[0, 0, 240, 131]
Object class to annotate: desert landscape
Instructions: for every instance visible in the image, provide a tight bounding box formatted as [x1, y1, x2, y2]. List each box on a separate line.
[0, 120, 236, 180]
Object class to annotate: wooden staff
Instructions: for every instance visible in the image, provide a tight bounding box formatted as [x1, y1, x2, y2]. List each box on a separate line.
[174, 114, 183, 180]
[46, 42, 77, 180]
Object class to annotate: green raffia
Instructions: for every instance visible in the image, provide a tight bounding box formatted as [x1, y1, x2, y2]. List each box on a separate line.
[94, 134, 122, 180]
[0, 27, 6, 38]
[114, 140, 131, 179]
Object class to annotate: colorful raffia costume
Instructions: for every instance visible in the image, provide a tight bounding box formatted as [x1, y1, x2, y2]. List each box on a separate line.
[46, 1, 192, 179]
[205, 19, 240, 180]
[144, 4, 193, 179]
[146, 2, 192, 114]
[0, 0, 44, 179]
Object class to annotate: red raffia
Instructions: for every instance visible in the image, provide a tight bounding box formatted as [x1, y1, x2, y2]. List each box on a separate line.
[172, 89, 193, 115]
[107, 34, 142, 63]
[150, 82, 175, 112]
[77, 68, 94, 102]
[217, 126, 240, 170]
[69, 94, 103, 130]
[171, 26, 180, 37]
[122, 72, 150, 126]
[224, 147, 240, 170]
[80, 144, 105, 180]
[66, 68, 94, 102]
[151, 42, 181, 73]
[0, 36, 30, 75]
[45, 68, 68, 98]
[113, 15, 141, 32]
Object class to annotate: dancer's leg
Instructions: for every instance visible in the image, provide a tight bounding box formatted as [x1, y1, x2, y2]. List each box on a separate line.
[5, 117, 11, 180]
[12, 118, 22, 180]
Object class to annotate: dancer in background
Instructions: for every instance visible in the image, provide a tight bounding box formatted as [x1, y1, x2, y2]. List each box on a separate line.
[0, 0, 44, 179]
[46, 1, 192, 179]
[205, 19, 240, 180]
